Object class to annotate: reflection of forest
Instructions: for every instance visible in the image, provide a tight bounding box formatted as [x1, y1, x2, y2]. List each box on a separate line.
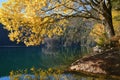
[40, 47, 84, 68]
[41, 47, 81, 55]
[42, 46, 59, 55]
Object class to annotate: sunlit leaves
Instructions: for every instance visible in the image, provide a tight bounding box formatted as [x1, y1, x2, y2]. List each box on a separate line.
[112, 10, 120, 34]
[8, 31, 20, 41]
[90, 9, 120, 46]
[0, 0, 68, 46]
[111, 0, 120, 10]
[90, 24, 108, 46]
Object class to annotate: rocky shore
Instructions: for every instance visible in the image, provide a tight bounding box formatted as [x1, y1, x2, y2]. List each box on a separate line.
[69, 47, 120, 77]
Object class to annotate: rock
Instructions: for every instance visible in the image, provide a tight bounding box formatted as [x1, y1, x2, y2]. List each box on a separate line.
[70, 60, 106, 74]
[69, 47, 120, 76]
[93, 46, 103, 53]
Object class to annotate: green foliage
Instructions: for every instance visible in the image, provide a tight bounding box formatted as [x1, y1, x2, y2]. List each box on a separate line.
[111, 0, 120, 10]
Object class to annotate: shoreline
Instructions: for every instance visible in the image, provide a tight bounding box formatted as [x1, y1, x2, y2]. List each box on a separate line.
[68, 47, 120, 79]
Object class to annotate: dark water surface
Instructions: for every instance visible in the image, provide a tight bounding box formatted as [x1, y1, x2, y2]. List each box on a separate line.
[0, 47, 83, 77]
[0, 47, 117, 80]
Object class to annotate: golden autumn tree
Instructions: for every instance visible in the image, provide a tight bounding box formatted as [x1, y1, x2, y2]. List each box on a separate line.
[112, 10, 120, 34]
[0, 0, 68, 46]
[0, 0, 116, 46]
[90, 1, 120, 46]
[90, 24, 107, 46]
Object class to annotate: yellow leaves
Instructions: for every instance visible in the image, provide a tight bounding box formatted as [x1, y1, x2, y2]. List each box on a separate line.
[112, 10, 120, 34]
[63, 9, 68, 13]
[0, 0, 69, 46]
[49, 18, 54, 22]
[94, 38, 104, 46]
[23, 33, 44, 46]
[47, 26, 65, 38]
[63, 8, 73, 14]
[8, 31, 20, 41]
[41, 29, 46, 35]
[52, 27, 58, 33]
[17, 39, 20, 44]
[40, 0, 47, 7]
[90, 24, 105, 37]
[47, 30, 53, 38]
[90, 23, 107, 45]
[5, 25, 12, 31]
[55, 27, 64, 36]
[0, 9, 3, 16]
[32, 27, 38, 33]
[99, 14, 104, 20]
[112, 10, 120, 18]
[2, 2, 10, 8]
[43, 17, 49, 22]
[59, 19, 68, 26]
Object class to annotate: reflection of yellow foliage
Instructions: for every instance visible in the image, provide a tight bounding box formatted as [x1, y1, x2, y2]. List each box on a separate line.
[48, 68, 53, 72]
[10, 70, 14, 76]
[9, 68, 64, 80]
[30, 67, 35, 71]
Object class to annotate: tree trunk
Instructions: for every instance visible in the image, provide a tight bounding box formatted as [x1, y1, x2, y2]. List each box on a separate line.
[102, 0, 115, 39]
[103, 14, 115, 38]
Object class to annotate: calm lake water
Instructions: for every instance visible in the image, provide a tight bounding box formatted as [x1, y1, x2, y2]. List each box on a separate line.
[0, 47, 83, 76]
[0, 47, 117, 80]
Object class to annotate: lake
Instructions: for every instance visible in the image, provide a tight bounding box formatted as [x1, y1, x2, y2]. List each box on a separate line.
[0, 47, 84, 76]
[0, 47, 116, 80]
